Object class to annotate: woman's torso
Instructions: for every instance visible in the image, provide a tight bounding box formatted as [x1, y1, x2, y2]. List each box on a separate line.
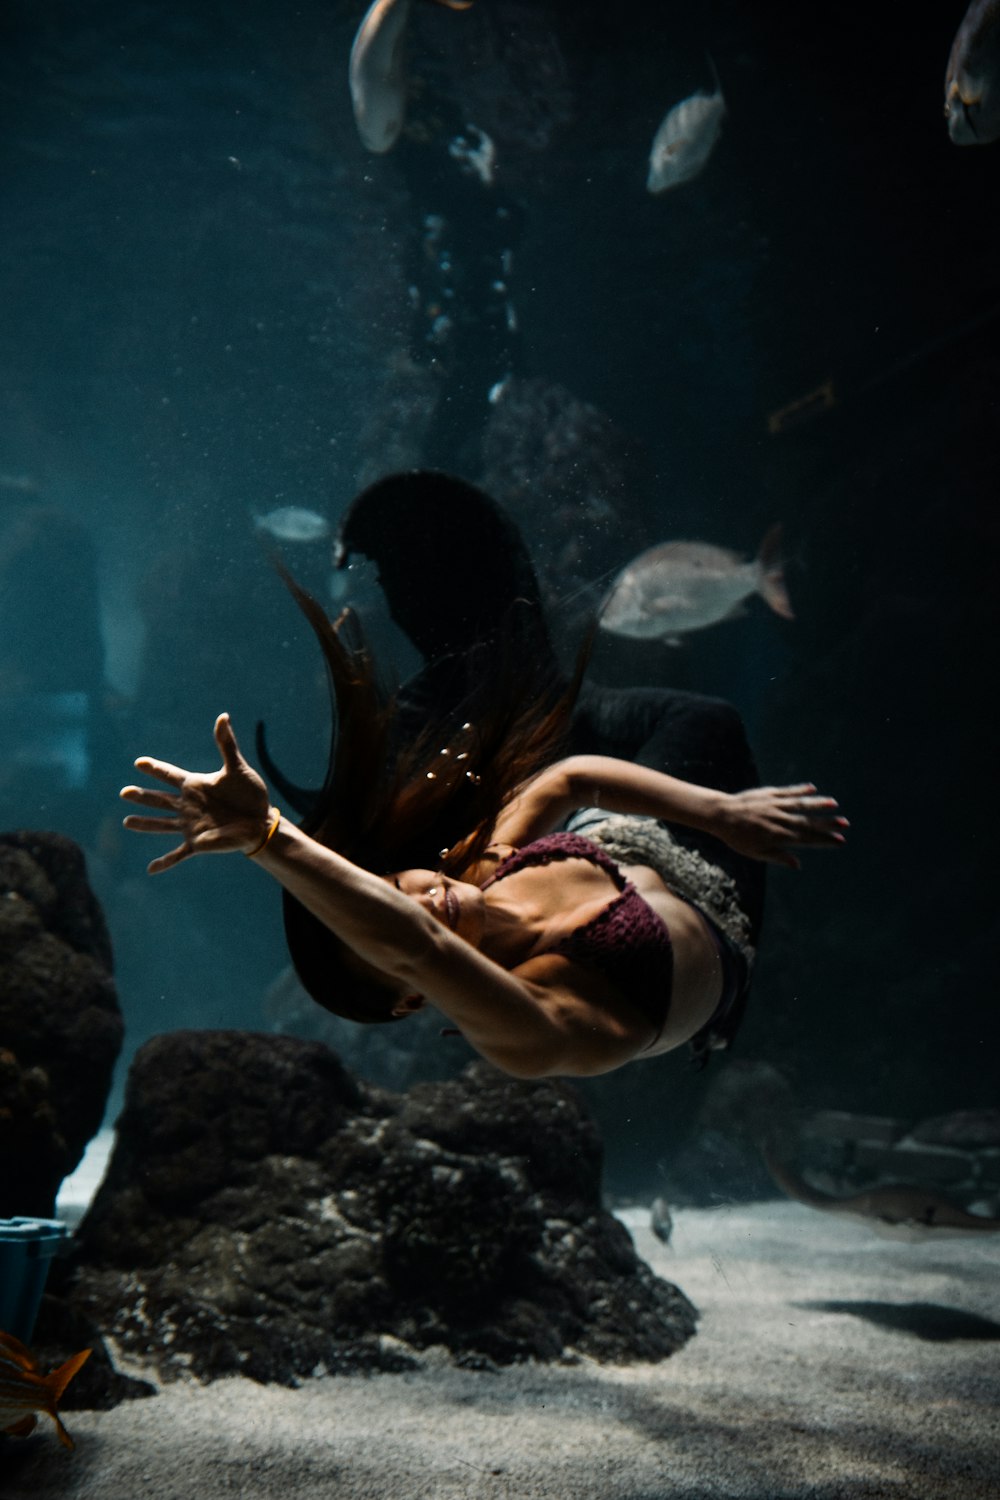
[471, 835, 724, 1056]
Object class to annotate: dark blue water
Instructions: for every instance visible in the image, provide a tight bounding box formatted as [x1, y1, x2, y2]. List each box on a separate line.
[2, 0, 997, 1188]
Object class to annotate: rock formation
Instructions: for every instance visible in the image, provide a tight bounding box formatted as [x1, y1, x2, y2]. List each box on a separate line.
[0, 831, 122, 1217]
[63, 1030, 697, 1384]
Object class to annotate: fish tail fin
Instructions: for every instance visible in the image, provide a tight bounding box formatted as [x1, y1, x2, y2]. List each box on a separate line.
[37, 1347, 90, 1449]
[756, 524, 794, 620]
[45, 1347, 91, 1406]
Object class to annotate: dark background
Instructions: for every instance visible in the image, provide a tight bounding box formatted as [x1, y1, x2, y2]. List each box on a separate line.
[1, 0, 997, 1194]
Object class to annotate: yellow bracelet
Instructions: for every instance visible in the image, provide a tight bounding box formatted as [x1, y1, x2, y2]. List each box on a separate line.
[245, 808, 281, 858]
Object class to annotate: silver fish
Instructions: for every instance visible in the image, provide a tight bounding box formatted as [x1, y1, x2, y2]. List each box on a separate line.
[600, 525, 793, 641]
[349, 0, 474, 156]
[254, 507, 331, 544]
[945, 0, 1000, 144]
[647, 67, 726, 193]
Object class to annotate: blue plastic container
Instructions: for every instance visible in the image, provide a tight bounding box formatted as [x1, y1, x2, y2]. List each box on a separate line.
[0, 1218, 69, 1344]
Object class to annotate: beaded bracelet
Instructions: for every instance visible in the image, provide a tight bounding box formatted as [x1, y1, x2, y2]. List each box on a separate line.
[245, 808, 281, 858]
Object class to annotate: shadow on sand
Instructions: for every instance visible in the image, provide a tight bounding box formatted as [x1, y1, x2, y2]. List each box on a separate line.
[798, 1300, 1000, 1342]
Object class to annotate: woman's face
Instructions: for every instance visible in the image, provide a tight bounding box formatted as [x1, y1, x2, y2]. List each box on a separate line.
[388, 868, 487, 950]
[381, 868, 488, 1017]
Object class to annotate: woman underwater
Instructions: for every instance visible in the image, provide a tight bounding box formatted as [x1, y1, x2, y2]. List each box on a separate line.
[120, 475, 847, 1080]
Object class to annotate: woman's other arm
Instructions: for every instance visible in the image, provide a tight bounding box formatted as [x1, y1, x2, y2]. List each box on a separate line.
[494, 754, 847, 868]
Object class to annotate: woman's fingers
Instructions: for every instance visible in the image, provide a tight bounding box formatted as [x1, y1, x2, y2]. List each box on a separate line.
[214, 713, 244, 774]
[804, 806, 848, 832]
[123, 814, 246, 852]
[791, 820, 846, 846]
[120, 784, 179, 812]
[761, 808, 846, 848]
[122, 717, 263, 873]
[121, 814, 183, 834]
[132, 755, 188, 787]
[146, 843, 194, 875]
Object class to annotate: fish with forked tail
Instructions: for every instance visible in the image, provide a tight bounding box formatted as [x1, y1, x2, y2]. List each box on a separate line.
[349, 0, 475, 156]
[599, 525, 793, 642]
[0, 1330, 91, 1449]
[945, 0, 1000, 144]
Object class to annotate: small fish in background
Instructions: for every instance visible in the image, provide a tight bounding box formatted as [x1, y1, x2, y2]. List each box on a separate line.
[253, 506, 331, 544]
[349, 0, 475, 156]
[650, 1195, 674, 1245]
[945, 0, 1000, 144]
[647, 61, 726, 193]
[600, 525, 793, 642]
[0, 1331, 91, 1449]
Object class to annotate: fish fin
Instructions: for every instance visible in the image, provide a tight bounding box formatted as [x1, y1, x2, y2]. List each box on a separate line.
[50, 1411, 76, 1449]
[756, 524, 794, 620]
[45, 1347, 91, 1406]
[431, 0, 474, 8]
[5, 1414, 38, 1439]
[0, 1330, 38, 1371]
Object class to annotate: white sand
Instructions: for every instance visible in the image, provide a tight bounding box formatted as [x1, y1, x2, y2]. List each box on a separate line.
[3, 1201, 998, 1499]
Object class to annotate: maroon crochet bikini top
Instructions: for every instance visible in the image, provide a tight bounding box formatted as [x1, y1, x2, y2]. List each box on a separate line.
[481, 831, 674, 1037]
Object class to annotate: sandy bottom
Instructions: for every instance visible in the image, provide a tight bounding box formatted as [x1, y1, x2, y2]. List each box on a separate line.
[3, 1200, 998, 1499]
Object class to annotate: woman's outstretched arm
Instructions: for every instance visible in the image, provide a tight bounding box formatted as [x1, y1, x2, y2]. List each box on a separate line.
[120, 715, 649, 1078]
[493, 754, 847, 869]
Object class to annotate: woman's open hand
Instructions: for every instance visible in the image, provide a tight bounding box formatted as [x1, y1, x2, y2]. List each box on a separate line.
[717, 783, 847, 869]
[120, 714, 274, 873]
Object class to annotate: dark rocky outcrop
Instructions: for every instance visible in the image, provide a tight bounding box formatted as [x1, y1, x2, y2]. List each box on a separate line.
[0, 831, 122, 1217]
[61, 1030, 697, 1385]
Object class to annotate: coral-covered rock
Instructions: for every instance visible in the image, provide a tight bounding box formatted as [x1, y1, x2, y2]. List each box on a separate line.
[0, 831, 122, 1216]
[64, 1030, 697, 1384]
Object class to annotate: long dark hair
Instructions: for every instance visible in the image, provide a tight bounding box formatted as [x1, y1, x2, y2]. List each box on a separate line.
[277, 569, 586, 1023]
